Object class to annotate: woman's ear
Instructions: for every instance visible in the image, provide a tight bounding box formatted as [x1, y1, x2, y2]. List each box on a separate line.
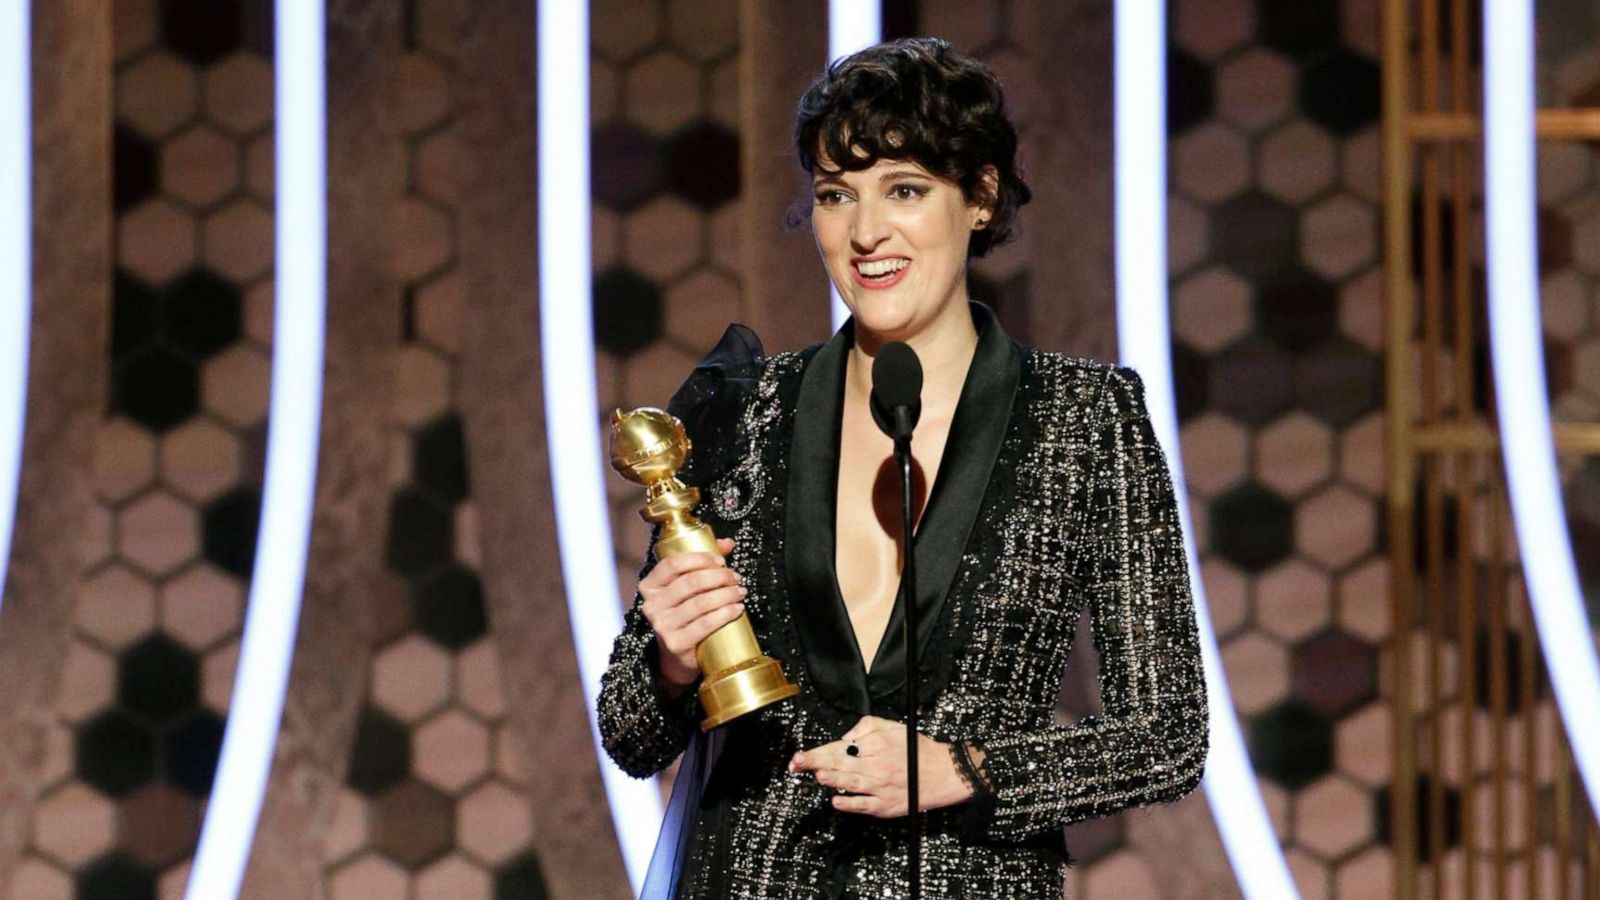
[972, 164, 1000, 229]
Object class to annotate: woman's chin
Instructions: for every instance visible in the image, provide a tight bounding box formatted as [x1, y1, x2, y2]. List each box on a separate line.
[851, 312, 920, 346]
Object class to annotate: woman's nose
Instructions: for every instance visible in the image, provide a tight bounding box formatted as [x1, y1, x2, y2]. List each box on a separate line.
[849, 200, 889, 250]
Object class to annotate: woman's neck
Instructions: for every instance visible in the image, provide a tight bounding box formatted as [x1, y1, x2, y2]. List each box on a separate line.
[845, 299, 980, 415]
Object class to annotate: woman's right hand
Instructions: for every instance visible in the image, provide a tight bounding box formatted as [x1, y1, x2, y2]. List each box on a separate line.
[640, 537, 747, 696]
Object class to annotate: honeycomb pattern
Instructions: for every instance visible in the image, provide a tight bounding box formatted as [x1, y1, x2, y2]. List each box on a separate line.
[1540, 153, 1600, 430]
[39, 0, 1594, 897]
[23, 0, 553, 895]
[590, 0, 748, 595]
[320, 0, 549, 892]
[1052, 0, 1394, 890]
[15, 2, 276, 894]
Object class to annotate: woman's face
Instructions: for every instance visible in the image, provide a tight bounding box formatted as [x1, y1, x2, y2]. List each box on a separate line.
[810, 155, 989, 342]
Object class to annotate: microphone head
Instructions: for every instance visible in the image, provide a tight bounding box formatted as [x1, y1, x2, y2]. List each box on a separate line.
[870, 341, 923, 440]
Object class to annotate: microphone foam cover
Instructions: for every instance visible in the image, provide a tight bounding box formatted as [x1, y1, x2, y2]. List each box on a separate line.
[870, 341, 923, 438]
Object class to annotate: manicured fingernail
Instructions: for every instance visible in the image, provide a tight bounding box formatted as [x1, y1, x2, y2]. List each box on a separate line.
[737, 586, 748, 596]
[733, 603, 745, 614]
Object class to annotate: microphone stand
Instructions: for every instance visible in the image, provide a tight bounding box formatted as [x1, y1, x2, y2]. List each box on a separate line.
[891, 415, 921, 900]
[872, 341, 925, 900]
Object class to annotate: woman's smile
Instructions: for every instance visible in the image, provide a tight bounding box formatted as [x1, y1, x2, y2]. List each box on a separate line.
[850, 255, 912, 289]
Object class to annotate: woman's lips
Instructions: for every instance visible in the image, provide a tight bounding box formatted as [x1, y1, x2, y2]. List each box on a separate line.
[850, 260, 910, 290]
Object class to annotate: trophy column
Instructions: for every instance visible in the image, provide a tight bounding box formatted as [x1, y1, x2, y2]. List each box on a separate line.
[611, 408, 799, 730]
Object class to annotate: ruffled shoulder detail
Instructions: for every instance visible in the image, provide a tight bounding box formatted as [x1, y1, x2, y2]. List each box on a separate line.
[667, 323, 766, 488]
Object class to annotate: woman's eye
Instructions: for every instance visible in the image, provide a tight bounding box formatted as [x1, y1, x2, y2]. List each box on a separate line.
[889, 184, 927, 200]
[814, 190, 847, 205]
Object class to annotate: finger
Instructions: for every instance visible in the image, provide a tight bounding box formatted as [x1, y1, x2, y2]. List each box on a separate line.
[836, 770, 877, 794]
[659, 599, 742, 657]
[830, 793, 884, 816]
[647, 551, 726, 586]
[814, 766, 863, 792]
[655, 585, 742, 645]
[651, 569, 735, 619]
[672, 566, 740, 601]
[641, 557, 712, 596]
[688, 584, 747, 621]
[792, 741, 848, 774]
[642, 553, 699, 587]
[680, 599, 746, 645]
[716, 537, 734, 554]
[679, 586, 747, 632]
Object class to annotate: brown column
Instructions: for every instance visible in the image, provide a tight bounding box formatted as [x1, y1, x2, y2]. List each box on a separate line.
[454, 4, 632, 897]
[1013, 0, 1119, 360]
[0, 1, 112, 893]
[239, 4, 405, 897]
[739, 0, 832, 352]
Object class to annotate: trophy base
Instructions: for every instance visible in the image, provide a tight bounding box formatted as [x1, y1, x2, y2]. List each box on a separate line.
[698, 658, 800, 731]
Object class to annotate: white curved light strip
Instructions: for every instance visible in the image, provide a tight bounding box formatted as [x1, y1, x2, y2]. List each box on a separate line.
[0, 0, 31, 618]
[185, 1, 327, 896]
[1113, 1, 1299, 896]
[1482, 0, 1600, 816]
[826, 1, 881, 333]
[536, 0, 663, 892]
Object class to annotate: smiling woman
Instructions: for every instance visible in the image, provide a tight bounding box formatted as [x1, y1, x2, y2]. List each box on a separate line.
[808, 159, 980, 343]
[598, 36, 1208, 900]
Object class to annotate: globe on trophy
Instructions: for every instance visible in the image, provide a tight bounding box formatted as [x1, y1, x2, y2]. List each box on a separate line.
[609, 407, 799, 730]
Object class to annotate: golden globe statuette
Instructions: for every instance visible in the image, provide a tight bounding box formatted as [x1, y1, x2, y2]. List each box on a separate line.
[610, 407, 799, 730]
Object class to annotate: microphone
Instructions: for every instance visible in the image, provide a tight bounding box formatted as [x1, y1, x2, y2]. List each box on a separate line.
[870, 342, 923, 446]
[869, 339, 925, 900]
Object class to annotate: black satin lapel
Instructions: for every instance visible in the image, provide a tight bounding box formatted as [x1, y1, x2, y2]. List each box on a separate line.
[868, 303, 1021, 707]
[784, 323, 872, 714]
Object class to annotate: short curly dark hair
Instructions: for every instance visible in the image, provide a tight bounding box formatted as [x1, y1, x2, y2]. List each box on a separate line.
[790, 37, 1031, 259]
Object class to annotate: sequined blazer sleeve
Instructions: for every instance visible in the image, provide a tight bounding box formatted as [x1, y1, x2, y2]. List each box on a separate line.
[966, 364, 1209, 841]
[596, 525, 701, 779]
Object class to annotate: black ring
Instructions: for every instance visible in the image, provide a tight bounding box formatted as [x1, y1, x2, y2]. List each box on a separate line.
[845, 741, 860, 757]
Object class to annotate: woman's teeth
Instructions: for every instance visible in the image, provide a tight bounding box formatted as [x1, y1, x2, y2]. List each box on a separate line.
[857, 258, 909, 278]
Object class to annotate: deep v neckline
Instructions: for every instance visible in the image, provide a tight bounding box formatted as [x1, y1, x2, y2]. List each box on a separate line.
[833, 367, 959, 677]
[784, 302, 1022, 715]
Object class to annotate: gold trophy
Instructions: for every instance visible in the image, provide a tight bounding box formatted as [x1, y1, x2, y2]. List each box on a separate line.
[610, 407, 799, 730]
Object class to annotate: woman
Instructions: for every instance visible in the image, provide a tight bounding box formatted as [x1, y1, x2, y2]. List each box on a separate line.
[598, 37, 1207, 899]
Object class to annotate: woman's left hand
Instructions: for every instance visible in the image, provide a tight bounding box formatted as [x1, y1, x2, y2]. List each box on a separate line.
[789, 715, 973, 818]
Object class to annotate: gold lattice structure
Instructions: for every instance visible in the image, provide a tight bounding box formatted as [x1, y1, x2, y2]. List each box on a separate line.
[1382, 1, 1600, 898]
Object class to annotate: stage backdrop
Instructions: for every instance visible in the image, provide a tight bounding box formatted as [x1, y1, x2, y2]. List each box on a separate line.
[4, 0, 1599, 898]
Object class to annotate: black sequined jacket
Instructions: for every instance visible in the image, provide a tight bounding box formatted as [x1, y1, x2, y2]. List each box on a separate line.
[598, 303, 1208, 899]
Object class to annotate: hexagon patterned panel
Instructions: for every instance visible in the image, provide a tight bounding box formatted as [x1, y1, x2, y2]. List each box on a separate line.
[19, 0, 550, 897]
[18, 0, 272, 896]
[1159, 0, 1389, 893]
[592, 0, 747, 604]
[37, 1, 1599, 898]
[321, 0, 550, 895]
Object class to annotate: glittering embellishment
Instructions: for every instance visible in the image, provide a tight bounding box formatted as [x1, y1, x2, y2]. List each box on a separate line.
[597, 347, 1208, 899]
[708, 463, 765, 521]
[701, 356, 783, 522]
